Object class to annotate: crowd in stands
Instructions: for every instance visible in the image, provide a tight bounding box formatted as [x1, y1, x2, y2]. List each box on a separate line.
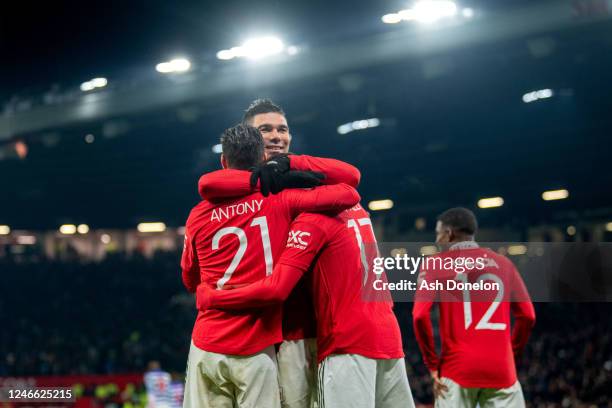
[1, 252, 611, 407]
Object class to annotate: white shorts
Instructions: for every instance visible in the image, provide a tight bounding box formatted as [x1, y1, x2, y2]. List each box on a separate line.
[183, 341, 281, 408]
[435, 377, 525, 408]
[277, 338, 318, 408]
[317, 354, 415, 408]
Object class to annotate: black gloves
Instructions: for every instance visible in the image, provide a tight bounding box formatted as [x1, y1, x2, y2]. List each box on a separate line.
[250, 155, 325, 196]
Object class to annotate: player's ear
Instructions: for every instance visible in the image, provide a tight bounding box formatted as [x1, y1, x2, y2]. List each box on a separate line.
[221, 154, 228, 169]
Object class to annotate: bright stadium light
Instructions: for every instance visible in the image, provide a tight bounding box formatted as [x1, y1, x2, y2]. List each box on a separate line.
[383, 1, 469, 25]
[462, 7, 474, 18]
[477, 196, 504, 209]
[382, 13, 402, 24]
[411, 0, 458, 23]
[59, 224, 77, 235]
[542, 189, 569, 201]
[507, 244, 528, 256]
[606, 222, 612, 232]
[212, 144, 223, 154]
[137, 222, 167, 233]
[77, 224, 90, 234]
[368, 199, 394, 211]
[567, 225, 576, 236]
[337, 118, 380, 135]
[156, 58, 191, 73]
[522, 89, 554, 103]
[217, 36, 291, 61]
[101, 233, 112, 244]
[0, 225, 10, 235]
[80, 77, 108, 92]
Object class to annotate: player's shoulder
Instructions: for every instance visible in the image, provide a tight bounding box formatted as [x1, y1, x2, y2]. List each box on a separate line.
[186, 200, 211, 224]
[334, 203, 369, 221]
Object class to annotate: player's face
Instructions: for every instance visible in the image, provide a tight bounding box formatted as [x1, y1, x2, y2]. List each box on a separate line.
[435, 221, 451, 245]
[251, 113, 291, 159]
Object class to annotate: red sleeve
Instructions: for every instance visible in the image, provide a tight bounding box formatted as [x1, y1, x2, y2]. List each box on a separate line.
[412, 266, 440, 371]
[180, 227, 200, 293]
[198, 169, 253, 200]
[412, 301, 439, 371]
[198, 264, 305, 310]
[291, 155, 361, 187]
[197, 217, 327, 311]
[281, 183, 360, 218]
[510, 267, 536, 356]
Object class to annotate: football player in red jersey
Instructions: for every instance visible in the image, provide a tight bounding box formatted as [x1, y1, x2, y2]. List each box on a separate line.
[197, 99, 361, 408]
[412, 207, 536, 407]
[197, 206, 416, 408]
[181, 124, 360, 408]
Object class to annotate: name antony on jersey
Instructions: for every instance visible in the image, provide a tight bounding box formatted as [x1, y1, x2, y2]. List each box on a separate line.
[211, 199, 263, 222]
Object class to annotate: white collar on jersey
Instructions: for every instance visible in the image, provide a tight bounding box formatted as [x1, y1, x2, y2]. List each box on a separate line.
[449, 241, 479, 251]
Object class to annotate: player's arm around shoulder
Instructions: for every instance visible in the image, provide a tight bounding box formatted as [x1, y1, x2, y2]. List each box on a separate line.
[290, 154, 361, 187]
[198, 168, 252, 201]
[279, 182, 360, 218]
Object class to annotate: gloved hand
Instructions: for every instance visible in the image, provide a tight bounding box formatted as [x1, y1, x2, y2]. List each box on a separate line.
[279, 170, 325, 190]
[250, 165, 325, 196]
[249, 154, 291, 196]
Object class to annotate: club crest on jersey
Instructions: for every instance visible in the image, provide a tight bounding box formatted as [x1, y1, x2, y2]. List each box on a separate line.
[286, 230, 311, 249]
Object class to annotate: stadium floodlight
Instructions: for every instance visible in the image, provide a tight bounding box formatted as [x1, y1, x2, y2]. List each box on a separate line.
[368, 199, 394, 211]
[80, 77, 108, 92]
[522, 89, 554, 103]
[566, 225, 576, 236]
[77, 224, 90, 234]
[606, 222, 612, 232]
[59, 224, 77, 235]
[477, 196, 504, 209]
[542, 189, 569, 201]
[137, 222, 167, 233]
[337, 118, 380, 135]
[381, 13, 402, 24]
[16, 235, 36, 245]
[156, 58, 191, 73]
[101, 233, 112, 244]
[411, 0, 458, 23]
[420, 245, 438, 256]
[383, 1, 468, 25]
[216, 36, 289, 61]
[0, 225, 10, 235]
[507, 244, 528, 256]
[212, 144, 223, 154]
[462, 7, 474, 18]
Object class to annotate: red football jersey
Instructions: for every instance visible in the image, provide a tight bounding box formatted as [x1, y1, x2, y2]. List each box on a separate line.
[198, 155, 361, 200]
[278, 207, 405, 362]
[197, 155, 361, 341]
[412, 244, 536, 388]
[181, 183, 359, 355]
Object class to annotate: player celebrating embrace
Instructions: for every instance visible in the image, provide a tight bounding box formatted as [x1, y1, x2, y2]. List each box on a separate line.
[198, 99, 361, 408]
[181, 124, 360, 408]
[412, 208, 536, 408]
[197, 207, 416, 408]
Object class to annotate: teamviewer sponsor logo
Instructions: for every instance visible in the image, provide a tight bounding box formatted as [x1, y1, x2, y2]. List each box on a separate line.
[287, 230, 311, 249]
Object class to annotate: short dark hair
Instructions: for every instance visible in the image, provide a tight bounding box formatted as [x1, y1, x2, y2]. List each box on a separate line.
[242, 98, 285, 125]
[437, 207, 478, 236]
[220, 124, 264, 170]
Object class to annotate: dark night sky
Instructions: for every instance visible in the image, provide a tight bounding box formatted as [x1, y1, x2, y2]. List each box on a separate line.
[0, 0, 528, 98]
